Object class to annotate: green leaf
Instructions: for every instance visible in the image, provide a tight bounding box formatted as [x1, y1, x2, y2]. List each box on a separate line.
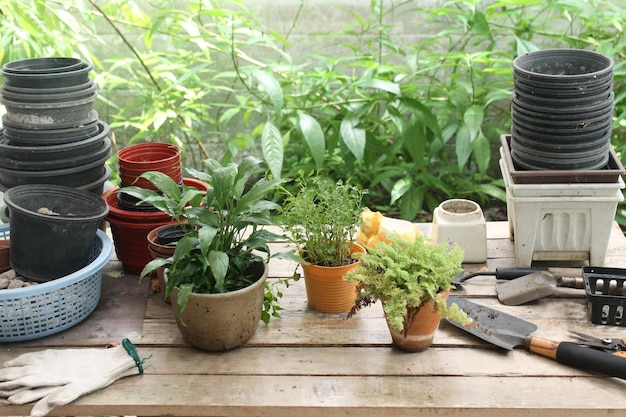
[139, 171, 182, 199]
[340, 117, 365, 162]
[390, 177, 411, 205]
[253, 70, 283, 115]
[455, 125, 473, 169]
[297, 111, 325, 170]
[463, 105, 484, 141]
[356, 78, 401, 96]
[210, 164, 237, 210]
[472, 134, 491, 173]
[261, 121, 284, 179]
[209, 250, 229, 293]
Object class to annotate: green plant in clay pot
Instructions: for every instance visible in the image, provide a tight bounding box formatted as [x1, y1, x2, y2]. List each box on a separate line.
[344, 232, 471, 352]
[280, 174, 366, 313]
[121, 156, 289, 351]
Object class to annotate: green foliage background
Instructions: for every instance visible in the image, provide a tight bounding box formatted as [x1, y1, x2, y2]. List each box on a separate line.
[1, 0, 625, 223]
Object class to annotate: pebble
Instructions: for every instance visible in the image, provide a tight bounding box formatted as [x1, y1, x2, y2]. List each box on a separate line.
[0, 269, 39, 289]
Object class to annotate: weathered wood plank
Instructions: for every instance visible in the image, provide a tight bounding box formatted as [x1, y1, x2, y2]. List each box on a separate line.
[1, 374, 623, 417]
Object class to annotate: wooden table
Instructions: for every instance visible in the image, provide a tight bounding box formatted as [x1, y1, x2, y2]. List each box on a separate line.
[1, 221, 626, 416]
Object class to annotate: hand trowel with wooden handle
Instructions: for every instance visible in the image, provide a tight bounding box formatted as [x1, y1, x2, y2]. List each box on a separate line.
[446, 296, 626, 379]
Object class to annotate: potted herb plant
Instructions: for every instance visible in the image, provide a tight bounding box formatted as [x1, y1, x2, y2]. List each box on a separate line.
[121, 156, 286, 351]
[344, 232, 470, 352]
[280, 174, 366, 313]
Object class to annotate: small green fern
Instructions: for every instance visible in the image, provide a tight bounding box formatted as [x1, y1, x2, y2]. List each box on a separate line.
[344, 232, 469, 331]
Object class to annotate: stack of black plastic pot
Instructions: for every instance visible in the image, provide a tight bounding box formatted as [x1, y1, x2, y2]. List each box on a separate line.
[0, 57, 111, 195]
[511, 48, 614, 170]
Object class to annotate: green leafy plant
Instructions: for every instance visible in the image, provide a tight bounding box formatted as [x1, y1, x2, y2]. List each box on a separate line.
[344, 232, 469, 332]
[2, 0, 625, 223]
[280, 174, 366, 267]
[121, 156, 288, 323]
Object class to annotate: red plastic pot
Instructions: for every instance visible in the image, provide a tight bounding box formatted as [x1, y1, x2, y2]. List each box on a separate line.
[118, 143, 182, 189]
[103, 178, 208, 275]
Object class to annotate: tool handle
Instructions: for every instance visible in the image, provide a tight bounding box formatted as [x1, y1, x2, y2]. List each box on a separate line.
[494, 267, 548, 280]
[527, 336, 626, 379]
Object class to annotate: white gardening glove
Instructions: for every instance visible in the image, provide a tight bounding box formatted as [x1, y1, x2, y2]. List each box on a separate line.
[0, 339, 146, 417]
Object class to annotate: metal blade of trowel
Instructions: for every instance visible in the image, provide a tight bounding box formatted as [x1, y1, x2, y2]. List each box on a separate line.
[446, 296, 537, 350]
[446, 297, 626, 379]
[495, 271, 557, 305]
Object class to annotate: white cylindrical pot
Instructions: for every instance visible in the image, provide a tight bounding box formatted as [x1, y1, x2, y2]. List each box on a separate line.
[432, 199, 487, 263]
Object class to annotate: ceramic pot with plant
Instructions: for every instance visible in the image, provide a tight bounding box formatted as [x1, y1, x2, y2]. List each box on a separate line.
[126, 156, 287, 351]
[280, 175, 366, 313]
[344, 232, 470, 352]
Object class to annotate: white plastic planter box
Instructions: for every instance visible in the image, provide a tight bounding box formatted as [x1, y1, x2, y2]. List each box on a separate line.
[499, 149, 624, 267]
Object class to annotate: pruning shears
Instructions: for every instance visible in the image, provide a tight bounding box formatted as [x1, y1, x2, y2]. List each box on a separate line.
[570, 331, 626, 358]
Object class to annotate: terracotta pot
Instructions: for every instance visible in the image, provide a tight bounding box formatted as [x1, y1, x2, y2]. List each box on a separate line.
[147, 223, 182, 302]
[0, 240, 10, 274]
[301, 243, 365, 313]
[167, 261, 268, 351]
[385, 288, 450, 352]
[118, 142, 182, 189]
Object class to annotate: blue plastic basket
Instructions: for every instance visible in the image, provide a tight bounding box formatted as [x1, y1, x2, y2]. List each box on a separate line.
[0, 226, 113, 342]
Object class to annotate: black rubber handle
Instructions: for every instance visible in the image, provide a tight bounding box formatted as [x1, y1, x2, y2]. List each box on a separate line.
[557, 342, 626, 379]
[457, 267, 549, 283]
[494, 267, 548, 280]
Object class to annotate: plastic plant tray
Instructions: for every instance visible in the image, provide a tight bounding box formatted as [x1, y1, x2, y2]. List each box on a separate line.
[500, 135, 625, 184]
[582, 266, 626, 327]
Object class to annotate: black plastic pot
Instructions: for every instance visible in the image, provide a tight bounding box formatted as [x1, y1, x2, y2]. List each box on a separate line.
[511, 128, 610, 153]
[0, 82, 97, 103]
[0, 146, 110, 188]
[2, 115, 99, 145]
[1, 93, 96, 127]
[511, 146, 610, 171]
[2, 57, 85, 74]
[511, 93, 614, 120]
[3, 184, 109, 282]
[1, 60, 92, 89]
[513, 49, 614, 85]
[0, 122, 108, 161]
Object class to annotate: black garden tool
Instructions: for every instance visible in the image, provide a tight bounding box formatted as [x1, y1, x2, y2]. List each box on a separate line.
[446, 296, 626, 379]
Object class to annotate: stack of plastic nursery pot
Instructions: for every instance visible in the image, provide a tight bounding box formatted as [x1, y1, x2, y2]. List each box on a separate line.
[104, 142, 183, 275]
[511, 49, 615, 170]
[0, 57, 111, 195]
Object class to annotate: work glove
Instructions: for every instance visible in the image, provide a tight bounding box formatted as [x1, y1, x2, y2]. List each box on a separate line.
[0, 339, 146, 417]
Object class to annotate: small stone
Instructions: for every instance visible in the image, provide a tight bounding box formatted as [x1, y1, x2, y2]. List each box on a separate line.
[0, 277, 9, 289]
[7, 279, 24, 289]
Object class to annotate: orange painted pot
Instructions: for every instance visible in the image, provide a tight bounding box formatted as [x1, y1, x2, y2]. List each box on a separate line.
[385, 288, 450, 352]
[301, 243, 365, 313]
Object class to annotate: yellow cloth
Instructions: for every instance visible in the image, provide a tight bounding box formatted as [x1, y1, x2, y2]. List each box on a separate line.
[356, 208, 420, 248]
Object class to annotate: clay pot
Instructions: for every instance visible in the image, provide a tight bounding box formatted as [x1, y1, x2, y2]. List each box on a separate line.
[385, 288, 450, 352]
[167, 261, 268, 351]
[147, 222, 184, 302]
[301, 243, 365, 313]
[0, 240, 10, 273]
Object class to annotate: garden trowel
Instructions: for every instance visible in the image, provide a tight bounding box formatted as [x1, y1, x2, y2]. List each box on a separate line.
[446, 296, 626, 379]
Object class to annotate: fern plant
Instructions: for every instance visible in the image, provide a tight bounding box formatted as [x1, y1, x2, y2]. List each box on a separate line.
[344, 232, 469, 332]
